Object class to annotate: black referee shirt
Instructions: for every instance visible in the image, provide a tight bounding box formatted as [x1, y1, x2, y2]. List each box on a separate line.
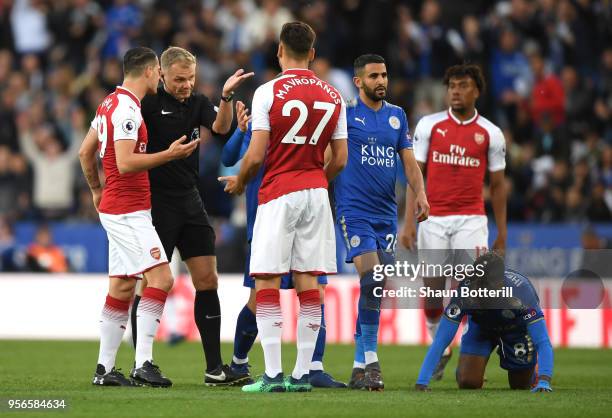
[142, 86, 217, 191]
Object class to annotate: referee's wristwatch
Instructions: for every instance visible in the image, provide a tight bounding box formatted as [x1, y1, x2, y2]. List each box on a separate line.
[221, 91, 234, 102]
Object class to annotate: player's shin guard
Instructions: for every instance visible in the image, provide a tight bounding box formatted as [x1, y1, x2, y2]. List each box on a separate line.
[310, 304, 326, 371]
[293, 289, 321, 380]
[98, 295, 130, 372]
[358, 270, 383, 365]
[135, 287, 167, 368]
[256, 289, 283, 378]
[233, 305, 258, 364]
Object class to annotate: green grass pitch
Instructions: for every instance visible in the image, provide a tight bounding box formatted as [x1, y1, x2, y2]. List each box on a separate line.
[1, 341, 611, 418]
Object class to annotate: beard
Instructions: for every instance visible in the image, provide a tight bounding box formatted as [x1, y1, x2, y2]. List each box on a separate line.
[363, 85, 386, 102]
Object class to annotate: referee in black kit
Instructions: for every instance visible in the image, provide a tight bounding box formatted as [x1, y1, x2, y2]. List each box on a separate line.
[131, 46, 253, 386]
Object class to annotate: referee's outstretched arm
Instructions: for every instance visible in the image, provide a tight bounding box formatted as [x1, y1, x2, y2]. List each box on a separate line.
[212, 69, 255, 135]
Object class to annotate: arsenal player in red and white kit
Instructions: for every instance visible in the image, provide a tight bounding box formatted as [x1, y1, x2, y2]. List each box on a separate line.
[78, 47, 198, 387]
[403, 64, 507, 381]
[220, 22, 348, 392]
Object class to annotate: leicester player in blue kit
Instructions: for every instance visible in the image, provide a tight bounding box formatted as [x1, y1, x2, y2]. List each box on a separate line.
[415, 252, 554, 392]
[220, 101, 346, 389]
[334, 54, 429, 391]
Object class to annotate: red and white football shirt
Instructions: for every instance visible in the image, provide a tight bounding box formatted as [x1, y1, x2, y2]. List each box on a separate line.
[91, 86, 150, 215]
[413, 109, 506, 216]
[250, 68, 347, 205]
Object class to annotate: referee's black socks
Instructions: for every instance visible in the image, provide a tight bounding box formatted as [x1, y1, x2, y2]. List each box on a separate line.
[194, 289, 223, 371]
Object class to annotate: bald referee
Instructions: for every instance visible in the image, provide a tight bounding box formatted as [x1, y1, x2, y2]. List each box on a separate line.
[131, 46, 253, 386]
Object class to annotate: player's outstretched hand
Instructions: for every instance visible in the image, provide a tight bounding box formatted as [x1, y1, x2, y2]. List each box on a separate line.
[414, 383, 431, 392]
[400, 222, 417, 251]
[222, 69, 255, 97]
[167, 135, 199, 160]
[218, 175, 245, 195]
[415, 191, 430, 223]
[531, 380, 553, 393]
[236, 101, 251, 132]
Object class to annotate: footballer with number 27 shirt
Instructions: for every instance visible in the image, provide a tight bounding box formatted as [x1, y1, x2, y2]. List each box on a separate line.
[220, 21, 348, 393]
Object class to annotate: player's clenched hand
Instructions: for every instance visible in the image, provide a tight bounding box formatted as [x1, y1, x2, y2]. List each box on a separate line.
[415, 191, 430, 223]
[222, 69, 255, 97]
[167, 135, 199, 160]
[400, 222, 417, 251]
[414, 383, 431, 392]
[531, 380, 552, 393]
[218, 175, 245, 195]
[236, 101, 251, 132]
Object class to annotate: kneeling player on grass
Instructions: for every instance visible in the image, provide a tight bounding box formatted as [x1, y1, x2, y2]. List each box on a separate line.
[220, 105, 345, 388]
[415, 252, 554, 392]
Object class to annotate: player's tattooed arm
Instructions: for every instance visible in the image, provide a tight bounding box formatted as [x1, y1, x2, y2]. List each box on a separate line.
[79, 128, 101, 190]
[78, 128, 102, 209]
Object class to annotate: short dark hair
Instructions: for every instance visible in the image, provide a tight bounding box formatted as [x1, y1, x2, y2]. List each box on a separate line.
[353, 54, 386, 75]
[123, 47, 158, 77]
[279, 21, 316, 58]
[443, 64, 486, 94]
[472, 251, 505, 289]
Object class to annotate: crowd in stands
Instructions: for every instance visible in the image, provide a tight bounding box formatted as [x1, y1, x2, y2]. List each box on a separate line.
[0, 0, 610, 270]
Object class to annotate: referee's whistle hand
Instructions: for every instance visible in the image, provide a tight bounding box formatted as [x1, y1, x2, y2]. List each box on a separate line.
[167, 135, 199, 160]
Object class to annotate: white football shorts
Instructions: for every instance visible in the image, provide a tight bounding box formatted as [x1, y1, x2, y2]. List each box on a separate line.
[99, 209, 168, 279]
[250, 188, 337, 276]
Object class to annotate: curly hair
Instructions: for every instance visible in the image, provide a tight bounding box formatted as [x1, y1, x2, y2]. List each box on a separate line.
[443, 64, 486, 94]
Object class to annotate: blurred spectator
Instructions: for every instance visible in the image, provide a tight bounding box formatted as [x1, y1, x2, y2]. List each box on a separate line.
[529, 52, 565, 128]
[311, 57, 356, 101]
[0, 0, 608, 248]
[0, 216, 21, 271]
[595, 48, 612, 142]
[411, 0, 459, 111]
[562, 65, 594, 139]
[490, 28, 531, 129]
[101, 0, 142, 59]
[0, 145, 29, 218]
[586, 181, 611, 221]
[10, 0, 51, 55]
[18, 119, 82, 220]
[25, 224, 69, 273]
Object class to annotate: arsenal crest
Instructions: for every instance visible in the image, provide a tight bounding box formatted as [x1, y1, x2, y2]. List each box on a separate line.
[474, 133, 485, 145]
[150, 247, 161, 260]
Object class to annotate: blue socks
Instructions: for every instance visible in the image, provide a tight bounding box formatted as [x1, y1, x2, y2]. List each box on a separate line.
[353, 313, 366, 368]
[358, 270, 382, 365]
[232, 305, 258, 363]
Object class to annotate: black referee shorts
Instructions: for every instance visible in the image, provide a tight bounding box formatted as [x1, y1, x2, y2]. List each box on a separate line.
[150, 187, 216, 261]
